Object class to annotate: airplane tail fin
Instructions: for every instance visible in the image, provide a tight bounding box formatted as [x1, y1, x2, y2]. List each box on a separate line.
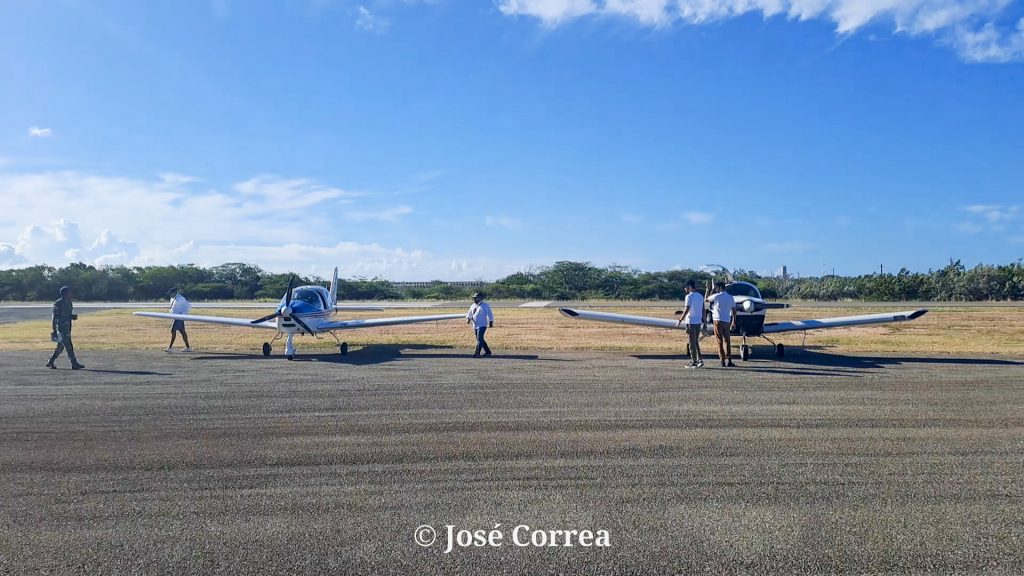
[329, 267, 339, 306]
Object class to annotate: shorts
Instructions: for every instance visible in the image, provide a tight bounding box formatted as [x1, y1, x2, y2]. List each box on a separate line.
[172, 320, 186, 331]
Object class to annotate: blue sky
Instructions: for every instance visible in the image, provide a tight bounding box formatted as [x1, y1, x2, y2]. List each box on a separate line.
[1, 0, 1022, 280]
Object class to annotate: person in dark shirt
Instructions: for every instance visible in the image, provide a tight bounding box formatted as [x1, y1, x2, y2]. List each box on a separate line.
[45, 285, 84, 370]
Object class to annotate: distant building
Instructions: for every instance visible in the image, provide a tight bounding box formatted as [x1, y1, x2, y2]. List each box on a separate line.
[390, 280, 486, 289]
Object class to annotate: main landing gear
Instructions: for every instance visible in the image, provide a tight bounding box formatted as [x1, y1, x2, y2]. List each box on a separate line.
[261, 332, 349, 359]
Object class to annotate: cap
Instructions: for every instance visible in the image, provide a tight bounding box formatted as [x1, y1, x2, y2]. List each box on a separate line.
[59, 286, 70, 296]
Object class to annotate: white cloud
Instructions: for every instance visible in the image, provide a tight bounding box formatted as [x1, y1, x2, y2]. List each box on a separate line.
[27, 126, 53, 138]
[0, 170, 532, 279]
[681, 211, 713, 225]
[485, 215, 525, 230]
[356, 5, 391, 32]
[0, 243, 27, 267]
[621, 213, 644, 223]
[962, 204, 1019, 224]
[957, 204, 1020, 238]
[497, 0, 1024, 62]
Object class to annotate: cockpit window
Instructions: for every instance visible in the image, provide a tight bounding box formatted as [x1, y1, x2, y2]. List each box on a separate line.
[725, 282, 761, 298]
[286, 288, 325, 308]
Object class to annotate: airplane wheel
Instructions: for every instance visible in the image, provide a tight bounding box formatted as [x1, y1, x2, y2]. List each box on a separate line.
[340, 342, 348, 356]
[287, 355, 294, 361]
[262, 342, 271, 357]
[741, 345, 750, 361]
[775, 343, 785, 358]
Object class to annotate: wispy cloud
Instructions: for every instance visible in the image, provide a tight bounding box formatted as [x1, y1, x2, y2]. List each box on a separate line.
[485, 215, 525, 230]
[356, 5, 390, 33]
[0, 171, 528, 279]
[27, 126, 53, 138]
[497, 0, 1024, 63]
[345, 205, 413, 222]
[621, 213, 644, 223]
[682, 211, 713, 225]
[956, 204, 1020, 238]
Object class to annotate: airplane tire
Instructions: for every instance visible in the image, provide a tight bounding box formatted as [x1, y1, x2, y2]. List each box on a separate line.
[262, 342, 271, 357]
[775, 343, 785, 358]
[287, 355, 295, 361]
[741, 345, 750, 361]
[340, 342, 348, 356]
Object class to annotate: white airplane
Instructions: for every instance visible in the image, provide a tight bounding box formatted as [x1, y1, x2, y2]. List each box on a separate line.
[559, 265, 928, 360]
[134, 268, 464, 359]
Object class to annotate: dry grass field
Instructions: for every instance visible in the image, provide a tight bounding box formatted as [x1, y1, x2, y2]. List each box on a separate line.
[1, 304, 1022, 356]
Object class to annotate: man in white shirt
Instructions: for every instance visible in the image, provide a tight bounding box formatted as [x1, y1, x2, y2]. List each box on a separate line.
[707, 282, 737, 367]
[166, 287, 192, 353]
[676, 280, 704, 368]
[466, 292, 494, 358]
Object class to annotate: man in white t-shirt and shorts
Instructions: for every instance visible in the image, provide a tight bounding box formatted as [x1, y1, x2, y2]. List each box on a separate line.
[676, 280, 704, 368]
[707, 282, 737, 367]
[166, 287, 193, 353]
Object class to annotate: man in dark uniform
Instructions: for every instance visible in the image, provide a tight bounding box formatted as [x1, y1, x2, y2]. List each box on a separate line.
[45, 285, 85, 370]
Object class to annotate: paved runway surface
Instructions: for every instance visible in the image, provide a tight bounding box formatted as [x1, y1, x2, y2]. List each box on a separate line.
[1, 349, 1022, 575]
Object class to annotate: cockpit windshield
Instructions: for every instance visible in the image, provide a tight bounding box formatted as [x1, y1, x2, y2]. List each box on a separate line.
[725, 282, 761, 299]
[283, 288, 325, 308]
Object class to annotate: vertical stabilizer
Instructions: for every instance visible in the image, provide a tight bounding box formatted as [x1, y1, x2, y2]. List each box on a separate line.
[329, 267, 339, 306]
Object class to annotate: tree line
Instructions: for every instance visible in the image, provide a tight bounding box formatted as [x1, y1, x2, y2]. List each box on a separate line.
[0, 260, 1021, 302]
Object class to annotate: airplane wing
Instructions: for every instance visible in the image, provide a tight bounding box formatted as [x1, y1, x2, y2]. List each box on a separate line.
[334, 305, 386, 311]
[321, 313, 465, 330]
[559, 308, 685, 330]
[762, 309, 928, 334]
[133, 311, 279, 330]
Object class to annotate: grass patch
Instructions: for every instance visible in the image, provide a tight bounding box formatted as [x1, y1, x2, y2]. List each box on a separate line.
[1, 305, 1022, 355]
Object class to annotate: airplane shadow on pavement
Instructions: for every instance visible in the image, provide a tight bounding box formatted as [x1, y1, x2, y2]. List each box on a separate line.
[190, 344, 545, 366]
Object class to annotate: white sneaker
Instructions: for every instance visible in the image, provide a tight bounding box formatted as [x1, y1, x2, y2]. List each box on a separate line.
[182, 347, 193, 353]
[164, 347, 174, 353]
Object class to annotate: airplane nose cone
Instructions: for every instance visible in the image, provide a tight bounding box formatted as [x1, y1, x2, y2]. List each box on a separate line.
[282, 306, 292, 317]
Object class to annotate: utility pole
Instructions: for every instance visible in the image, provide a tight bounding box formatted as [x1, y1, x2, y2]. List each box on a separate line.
[879, 264, 884, 276]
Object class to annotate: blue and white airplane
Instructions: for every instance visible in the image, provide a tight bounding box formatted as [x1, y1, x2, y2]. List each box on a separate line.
[559, 265, 928, 360]
[134, 267, 463, 359]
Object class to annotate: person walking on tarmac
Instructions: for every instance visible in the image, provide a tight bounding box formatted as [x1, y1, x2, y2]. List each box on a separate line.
[165, 287, 193, 353]
[45, 285, 85, 370]
[466, 292, 494, 357]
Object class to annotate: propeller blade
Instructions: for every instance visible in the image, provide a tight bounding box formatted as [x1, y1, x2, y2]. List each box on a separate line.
[286, 275, 295, 307]
[251, 312, 281, 325]
[292, 314, 314, 335]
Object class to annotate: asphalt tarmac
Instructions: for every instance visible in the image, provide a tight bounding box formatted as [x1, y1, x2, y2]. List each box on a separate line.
[1, 348, 1022, 575]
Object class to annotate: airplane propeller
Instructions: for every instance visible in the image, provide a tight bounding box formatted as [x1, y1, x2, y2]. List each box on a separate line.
[249, 275, 314, 334]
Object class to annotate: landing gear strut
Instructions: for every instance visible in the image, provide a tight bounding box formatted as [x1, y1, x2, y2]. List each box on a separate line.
[285, 333, 295, 361]
[739, 333, 751, 361]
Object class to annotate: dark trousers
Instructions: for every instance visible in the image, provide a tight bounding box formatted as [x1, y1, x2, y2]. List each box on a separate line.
[49, 329, 77, 364]
[686, 324, 702, 363]
[474, 326, 491, 356]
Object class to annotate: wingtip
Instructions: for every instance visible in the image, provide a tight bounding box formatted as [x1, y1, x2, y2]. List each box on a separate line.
[559, 308, 579, 317]
[909, 308, 928, 320]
